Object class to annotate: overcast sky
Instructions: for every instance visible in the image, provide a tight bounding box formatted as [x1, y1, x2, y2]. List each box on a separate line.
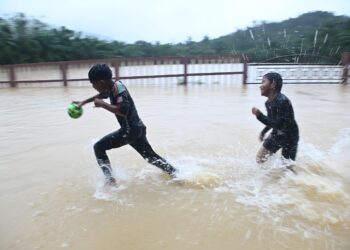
[1, 0, 349, 44]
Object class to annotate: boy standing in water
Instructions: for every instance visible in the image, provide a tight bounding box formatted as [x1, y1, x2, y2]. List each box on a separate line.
[74, 64, 177, 184]
[252, 72, 299, 170]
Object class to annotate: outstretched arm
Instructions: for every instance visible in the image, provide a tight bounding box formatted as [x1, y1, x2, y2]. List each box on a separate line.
[94, 98, 127, 117]
[94, 91, 130, 118]
[73, 92, 109, 107]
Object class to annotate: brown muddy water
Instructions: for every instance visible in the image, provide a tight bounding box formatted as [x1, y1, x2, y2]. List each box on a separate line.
[0, 84, 349, 250]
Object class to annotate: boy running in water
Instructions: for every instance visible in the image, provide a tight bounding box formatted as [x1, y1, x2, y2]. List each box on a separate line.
[74, 64, 177, 184]
[252, 72, 299, 171]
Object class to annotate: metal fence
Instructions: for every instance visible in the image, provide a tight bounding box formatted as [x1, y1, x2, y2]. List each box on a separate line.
[0, 55, 247, 88]
[0, 54, 349, 88]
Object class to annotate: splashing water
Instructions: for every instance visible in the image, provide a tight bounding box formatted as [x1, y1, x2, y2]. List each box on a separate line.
[90, 128, 350, 248]
[1, 85, 349, 250]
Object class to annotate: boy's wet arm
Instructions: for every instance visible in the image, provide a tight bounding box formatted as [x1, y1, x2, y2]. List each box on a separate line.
[256, 112, 284, 130]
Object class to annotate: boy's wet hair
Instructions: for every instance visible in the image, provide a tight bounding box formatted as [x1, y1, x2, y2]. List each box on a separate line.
[88, 64, 112, 82]
[264, 72, 283, 92]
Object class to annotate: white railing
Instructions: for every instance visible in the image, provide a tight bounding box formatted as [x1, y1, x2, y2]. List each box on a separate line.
[247, 63, 343, 84]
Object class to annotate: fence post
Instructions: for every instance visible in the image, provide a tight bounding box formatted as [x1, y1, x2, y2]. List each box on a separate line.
[60, 63, 68, 87]
[112, 60, 120, 81]
[341, 52, 350, 84]
[183, 57, 188, 85]
[9, 65, 16, 87]
[242, 54, 248, 84]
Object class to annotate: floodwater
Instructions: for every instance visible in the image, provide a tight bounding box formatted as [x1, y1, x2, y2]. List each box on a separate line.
[0, 84, 349, 250]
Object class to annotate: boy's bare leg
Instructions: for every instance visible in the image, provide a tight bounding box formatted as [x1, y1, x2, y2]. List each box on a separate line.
[256, 147, 272, 164]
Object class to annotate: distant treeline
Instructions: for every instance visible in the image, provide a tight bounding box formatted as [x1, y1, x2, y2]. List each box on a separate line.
[0, 11, 349, 65]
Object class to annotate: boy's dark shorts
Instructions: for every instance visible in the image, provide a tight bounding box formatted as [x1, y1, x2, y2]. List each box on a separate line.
[263, 133, 299, 160]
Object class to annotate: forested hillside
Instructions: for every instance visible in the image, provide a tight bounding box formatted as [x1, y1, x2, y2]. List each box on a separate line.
[0, 11, 349, 64]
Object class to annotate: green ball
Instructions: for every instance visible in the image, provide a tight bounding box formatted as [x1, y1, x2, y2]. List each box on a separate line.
[67, 103, 83, 119]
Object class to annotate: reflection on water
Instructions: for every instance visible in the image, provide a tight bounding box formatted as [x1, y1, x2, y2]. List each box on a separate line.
[0, 84, 349, 250]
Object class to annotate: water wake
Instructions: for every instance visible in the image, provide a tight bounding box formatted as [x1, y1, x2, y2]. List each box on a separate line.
[90, 128, 350, 245]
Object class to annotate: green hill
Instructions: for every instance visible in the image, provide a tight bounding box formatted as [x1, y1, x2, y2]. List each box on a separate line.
[208, 11, 350, 63]
[0, 11, 349, 64]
